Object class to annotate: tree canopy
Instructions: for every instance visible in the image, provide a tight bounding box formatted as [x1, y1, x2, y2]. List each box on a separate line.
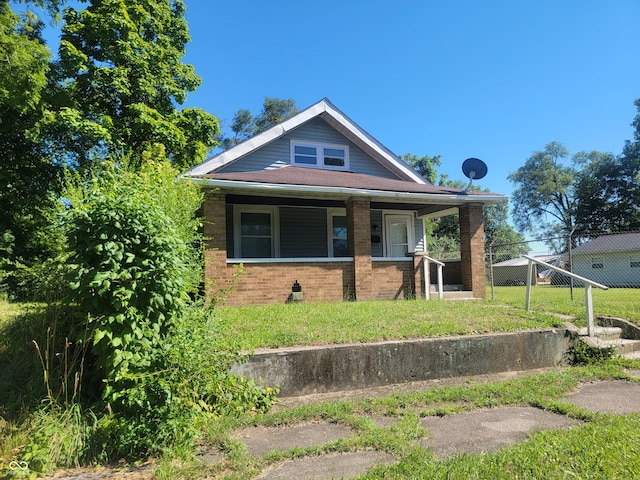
[43, 0, 219, 171]
[508, 142, 576, 237]
[0, 2, 62, 270]
[217, 97, 297, 150]
[401, 153, 441, 183]
[0, 0, 219, 297]
[510, 100, 640, 239]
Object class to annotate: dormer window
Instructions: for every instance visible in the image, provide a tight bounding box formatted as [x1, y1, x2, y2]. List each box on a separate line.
[291, 140, 349, 171]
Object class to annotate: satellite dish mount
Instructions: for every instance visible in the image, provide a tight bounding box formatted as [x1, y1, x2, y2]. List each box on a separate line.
[462, 157, 488, 192]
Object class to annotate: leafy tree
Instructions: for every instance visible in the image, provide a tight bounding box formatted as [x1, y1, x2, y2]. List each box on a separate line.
[573, 150, 640, 232]
[0, 1, 64, 295]
[254, 97, 297, 133]
[573, 98, 640, 233]
[401, 153, 441, 183]
[217, 97, 297, 150]
[43, 0, 219, 172]
[508, 142, 577, 237]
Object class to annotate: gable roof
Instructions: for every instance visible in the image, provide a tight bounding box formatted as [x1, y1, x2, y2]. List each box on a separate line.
[184, 98, 427, 184]
[492, 254, 565, 267]
[572, 232, 640, 255]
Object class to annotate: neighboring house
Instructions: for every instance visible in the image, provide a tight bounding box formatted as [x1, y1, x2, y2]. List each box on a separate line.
[182, 98, 506, 306]
[572, 233, 640, 287]
[491, 255, 568, 286]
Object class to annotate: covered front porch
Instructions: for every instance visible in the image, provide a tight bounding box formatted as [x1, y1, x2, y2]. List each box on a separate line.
[203, 191, 487, 306]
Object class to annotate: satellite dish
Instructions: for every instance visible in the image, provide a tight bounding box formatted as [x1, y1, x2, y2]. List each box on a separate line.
[462, 157, 487, 191]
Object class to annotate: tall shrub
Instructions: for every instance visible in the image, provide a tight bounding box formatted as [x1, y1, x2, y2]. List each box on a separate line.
[23, 158, 277, 463]
[62, 160, 196, 456]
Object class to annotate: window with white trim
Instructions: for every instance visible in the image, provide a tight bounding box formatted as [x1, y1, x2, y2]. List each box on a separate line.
[631, 255, 640, 268]
[384, 214, 415, 257]
[233, 206, 278, 258]
[328, 209, 348, 257]
[591, 256, 604, 269]
[291, 140, 349, 171]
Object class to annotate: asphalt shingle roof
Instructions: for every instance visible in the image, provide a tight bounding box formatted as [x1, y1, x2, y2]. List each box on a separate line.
[572, 232, 640, 255]
[202, 166, 486, 196]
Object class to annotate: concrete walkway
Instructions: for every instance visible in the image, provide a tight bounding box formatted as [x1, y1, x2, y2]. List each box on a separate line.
[43, 373, 640, 480]
[220, 376, 640, 479]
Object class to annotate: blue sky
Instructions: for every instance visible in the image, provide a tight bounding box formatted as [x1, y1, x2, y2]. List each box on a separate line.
[181, 0, 639, 198]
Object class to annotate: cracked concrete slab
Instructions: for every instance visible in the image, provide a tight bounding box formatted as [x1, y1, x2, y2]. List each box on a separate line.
[562, 380, 640, 414]
[254, 451, 396, 480]
[419, 406, 582, 458]
[236, 421, 354, 457]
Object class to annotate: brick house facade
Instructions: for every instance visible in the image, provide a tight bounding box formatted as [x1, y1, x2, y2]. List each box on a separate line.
[185, 99, 504, 306]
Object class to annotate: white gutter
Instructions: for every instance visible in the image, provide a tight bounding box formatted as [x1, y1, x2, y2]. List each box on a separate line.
[183, 176, 507, 205]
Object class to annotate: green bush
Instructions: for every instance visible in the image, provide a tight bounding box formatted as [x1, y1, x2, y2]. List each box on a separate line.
[2, 159, 277, 469]
[45, 159, 276, 461]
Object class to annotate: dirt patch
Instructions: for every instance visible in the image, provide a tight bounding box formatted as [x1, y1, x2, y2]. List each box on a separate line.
[42, 463, 154, 480]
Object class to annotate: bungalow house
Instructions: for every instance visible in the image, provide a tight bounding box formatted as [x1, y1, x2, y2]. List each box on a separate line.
[572, 232, 640, 287]
[182, 98, 506, 306]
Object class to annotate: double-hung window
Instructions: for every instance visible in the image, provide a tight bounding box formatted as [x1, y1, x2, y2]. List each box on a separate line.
[328, 209, 348, 257]
[234, 207, 278, 258]
[291, 140, 349, 171]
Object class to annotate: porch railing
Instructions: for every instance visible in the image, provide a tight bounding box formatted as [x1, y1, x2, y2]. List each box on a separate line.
[523, 255, 608, 336]
[419, 254, 445, 300]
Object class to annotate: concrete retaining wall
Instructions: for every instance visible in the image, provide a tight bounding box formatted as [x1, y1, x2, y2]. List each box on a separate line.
[231, 328, 575, 397]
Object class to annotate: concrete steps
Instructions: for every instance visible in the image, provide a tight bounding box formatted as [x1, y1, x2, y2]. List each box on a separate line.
[577, 321, 640, 356]
[428, 284, 475, 300]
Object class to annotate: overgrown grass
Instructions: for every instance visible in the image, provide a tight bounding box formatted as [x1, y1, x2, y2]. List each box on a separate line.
[4, 292, 640, 477]
[156, 359, 640, 479]
[491, 286, 640, 324]
[214, 300, 564, 349]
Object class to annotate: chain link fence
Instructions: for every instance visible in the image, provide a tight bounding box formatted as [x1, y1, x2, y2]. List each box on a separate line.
[486, 230, 640, 322]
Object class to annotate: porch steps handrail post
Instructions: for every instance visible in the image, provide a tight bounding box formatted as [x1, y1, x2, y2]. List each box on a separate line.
[523, 255, 608, 336]
[418, 254, 445, 300]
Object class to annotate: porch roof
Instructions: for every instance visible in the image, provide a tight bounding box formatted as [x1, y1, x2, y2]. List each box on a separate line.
[187, 165, 506, 216]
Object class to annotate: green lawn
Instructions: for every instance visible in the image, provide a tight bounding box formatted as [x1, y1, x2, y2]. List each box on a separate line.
[3, 294, 640, 478]
[214, 299, 564, 349]
[490, 285, 640, 324]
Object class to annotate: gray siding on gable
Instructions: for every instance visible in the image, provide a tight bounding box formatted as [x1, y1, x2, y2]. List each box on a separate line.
[280, 207, 328, 257]
[217, 117, 400, 179]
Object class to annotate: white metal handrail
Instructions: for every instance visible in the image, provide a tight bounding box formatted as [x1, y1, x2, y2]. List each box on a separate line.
[417, 254, 445, 300]
[523, 255, 608, 336]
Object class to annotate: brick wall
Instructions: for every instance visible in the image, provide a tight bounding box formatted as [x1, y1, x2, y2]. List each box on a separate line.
[370, 260, 417, 300]
[203, 191, 229, 301]
[459, 203, 486, 298]
[220, 260, 422, 306]
[221, 261, 355, 306]
[347, 199, 373, 300]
